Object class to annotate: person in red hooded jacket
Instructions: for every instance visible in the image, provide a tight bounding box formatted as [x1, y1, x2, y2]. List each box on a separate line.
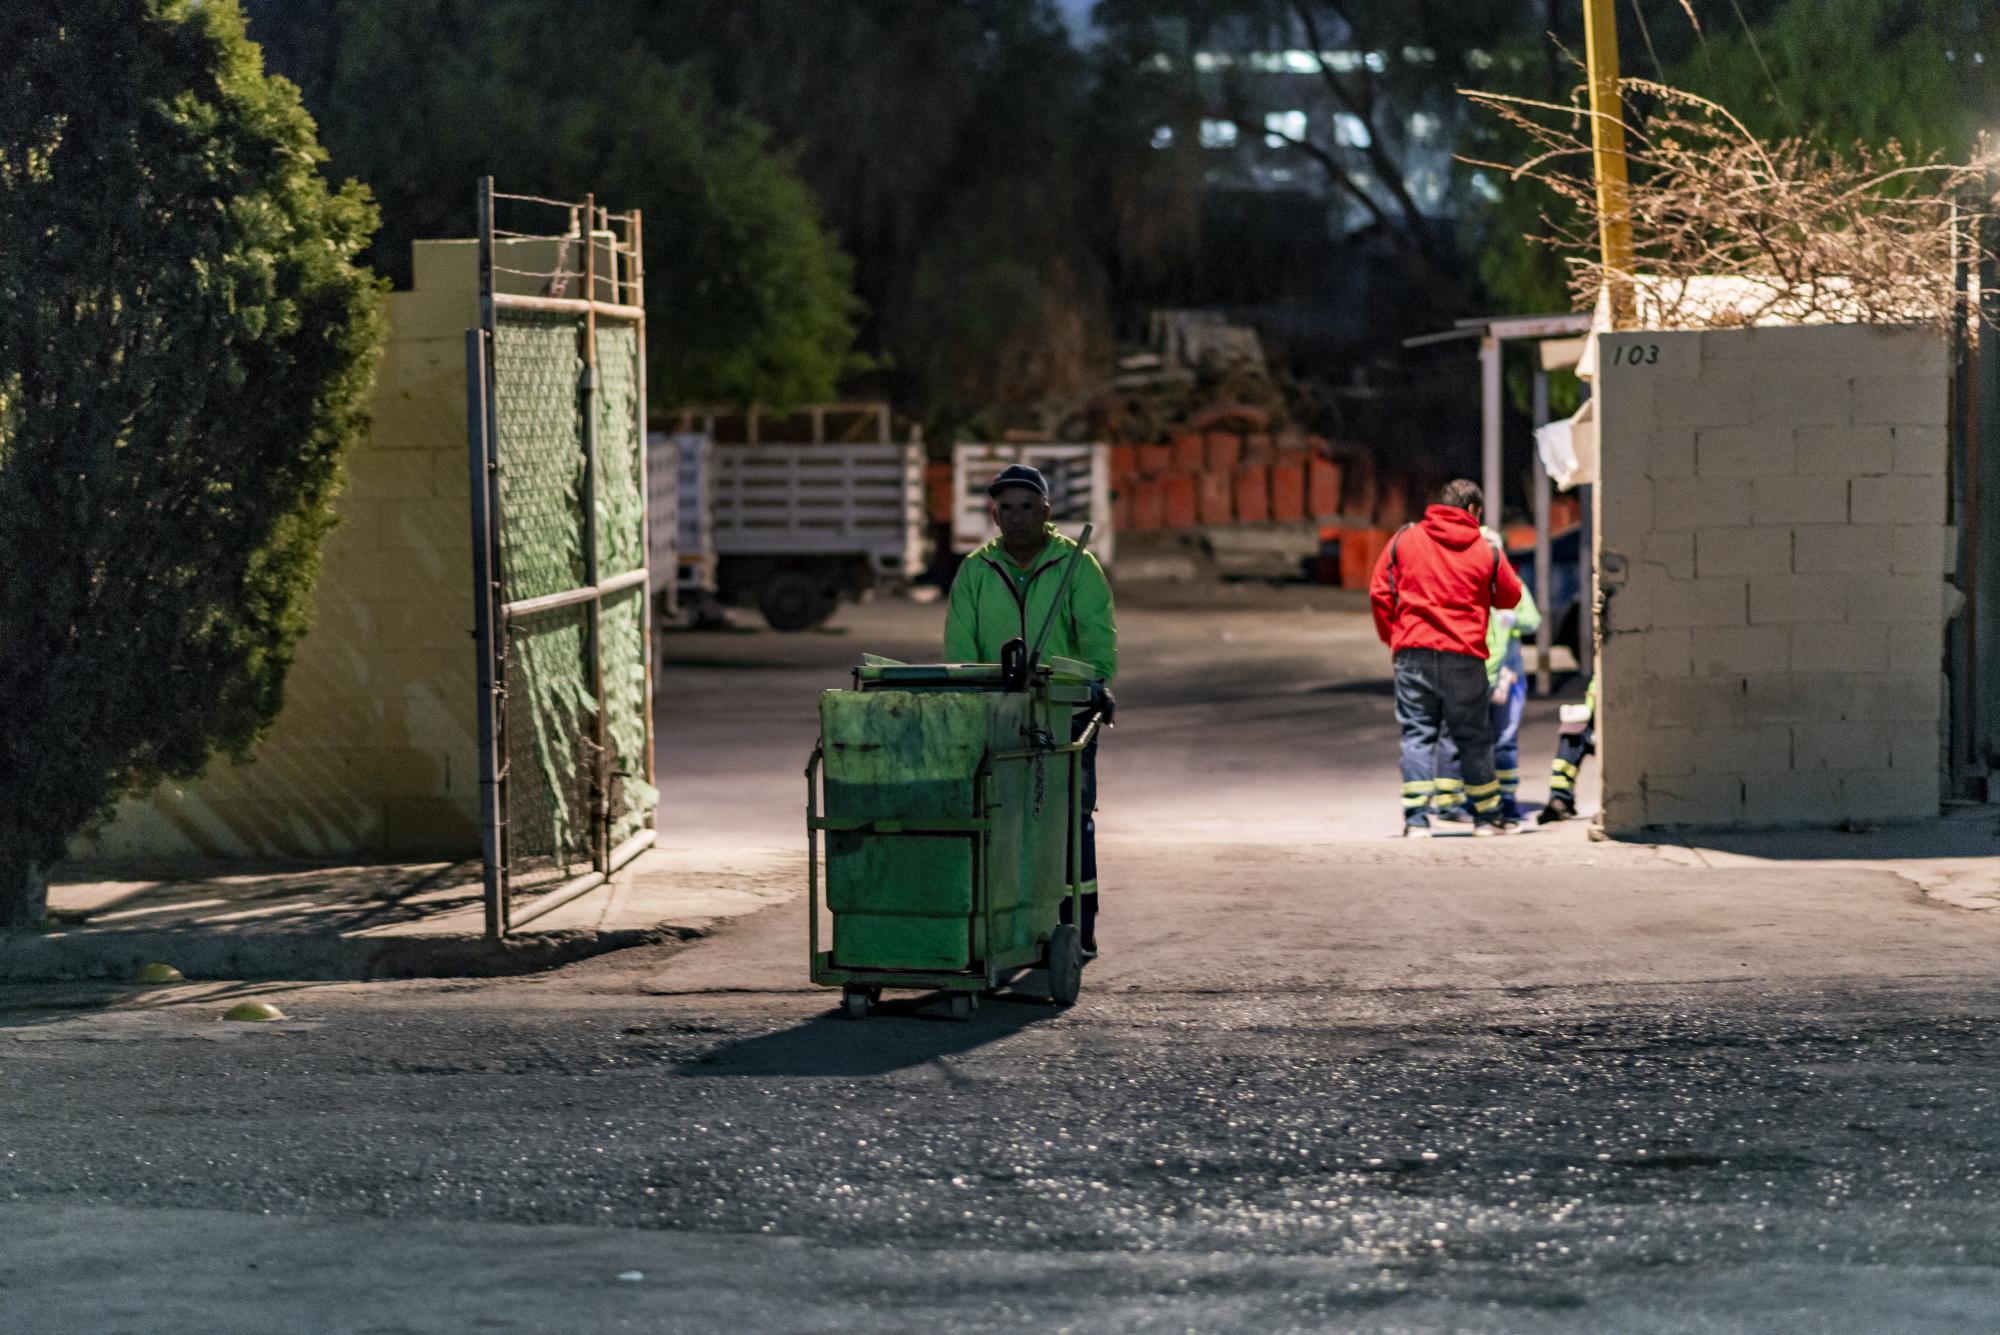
[1368, 479, 1524, 836]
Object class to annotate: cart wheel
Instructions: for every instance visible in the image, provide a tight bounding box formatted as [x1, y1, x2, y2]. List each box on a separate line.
[948, 992, 977, 1021]
[1047, 925, 1083, 1007]
[842, 988, 870, 1020]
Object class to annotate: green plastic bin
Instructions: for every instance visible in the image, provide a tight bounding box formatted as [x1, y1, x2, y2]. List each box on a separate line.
[808, 656, 1099, 1019]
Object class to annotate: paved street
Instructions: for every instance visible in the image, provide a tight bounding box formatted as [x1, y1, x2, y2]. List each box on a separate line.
[6, 593, 2000, 1333]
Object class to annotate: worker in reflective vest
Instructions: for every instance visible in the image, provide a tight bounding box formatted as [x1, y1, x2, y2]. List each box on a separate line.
[1436, 539, 1541, 829]
[945, 465, 1117, 956]
[1368, 479, 1524, 837]
[1539, 676, 1597, 824]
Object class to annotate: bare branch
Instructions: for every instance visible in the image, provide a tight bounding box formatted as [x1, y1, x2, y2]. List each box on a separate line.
[1463, 76, 1994, 329]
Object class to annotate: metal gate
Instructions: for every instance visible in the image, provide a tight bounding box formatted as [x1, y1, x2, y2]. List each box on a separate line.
[465, 179, 656, 935]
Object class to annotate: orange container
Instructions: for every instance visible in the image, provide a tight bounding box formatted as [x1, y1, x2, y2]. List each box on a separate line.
[1309, 457, 1342, 518]
[1340, 527, 1392, 589]
[1170, 433, 1206, 473]
[1112, 493, 1133, 534]
[1162, 473, 1199, 529]
[1198, 470, 1232, 524]
[1270, 452, 1307, 524]
[1204, 432, 1242, 473]
[1131, 477, 1166, 530]
[1233, 464, 1270, 524]
[1137, 443, 1173, 477]
[926, 462, 955, 525]
[1110, 444, 1139, 486]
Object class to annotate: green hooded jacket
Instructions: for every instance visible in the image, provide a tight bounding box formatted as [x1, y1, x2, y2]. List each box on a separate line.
[944, 526, 1118, 683]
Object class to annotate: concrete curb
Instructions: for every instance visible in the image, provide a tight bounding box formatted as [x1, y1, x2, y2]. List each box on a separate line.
[0, 924, 706, 983]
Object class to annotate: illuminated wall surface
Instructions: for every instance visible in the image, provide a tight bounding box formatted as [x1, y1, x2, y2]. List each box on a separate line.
[1593, 325, 1951, 833]
[74, 243, 490, 862]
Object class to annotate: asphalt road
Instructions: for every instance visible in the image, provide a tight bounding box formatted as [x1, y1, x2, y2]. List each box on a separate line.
[6, 592, 2000, 1334]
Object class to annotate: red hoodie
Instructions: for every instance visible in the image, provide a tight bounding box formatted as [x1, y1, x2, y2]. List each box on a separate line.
[1368, 505, 1524, 657]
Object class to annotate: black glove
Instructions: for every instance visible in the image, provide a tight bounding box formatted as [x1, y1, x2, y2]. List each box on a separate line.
[1088, 680, 1117, 725]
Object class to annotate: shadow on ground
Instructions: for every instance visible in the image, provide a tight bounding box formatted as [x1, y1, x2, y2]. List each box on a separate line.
[681, 988, 1064, 1078]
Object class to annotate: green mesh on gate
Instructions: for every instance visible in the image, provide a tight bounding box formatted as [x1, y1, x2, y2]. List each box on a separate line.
[486, 308, 653, 899]
[493, 314, 585, 602]
[602, 585, 658, 847]
[594, 324, 646, 577]
[503, 606, 595, 891]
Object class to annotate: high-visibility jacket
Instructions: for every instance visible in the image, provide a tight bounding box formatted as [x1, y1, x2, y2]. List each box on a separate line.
[944, 526, 1117, 683]
[1483, 527, 1541, 686]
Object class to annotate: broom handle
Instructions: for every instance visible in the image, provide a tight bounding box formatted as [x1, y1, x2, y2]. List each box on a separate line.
[1026, 523, 1094, 671]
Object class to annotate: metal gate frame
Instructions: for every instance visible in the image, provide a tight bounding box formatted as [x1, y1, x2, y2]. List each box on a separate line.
[465, 178, 657, 936]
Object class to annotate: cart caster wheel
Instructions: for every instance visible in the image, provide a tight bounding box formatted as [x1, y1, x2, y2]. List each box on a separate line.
[948, 992, 978, 1021]
[842, 988, 871, 1020]
[1047, 924, 1083, 1008]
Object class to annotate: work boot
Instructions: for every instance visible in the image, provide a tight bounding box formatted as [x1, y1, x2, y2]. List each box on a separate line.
[1537, 794, 1575, 825]
[1498, 798, 1524, 830]
[1402, 814, 1433, 838]
[1471, 820, 1501, 838]
[1433, 804, 1472, 825]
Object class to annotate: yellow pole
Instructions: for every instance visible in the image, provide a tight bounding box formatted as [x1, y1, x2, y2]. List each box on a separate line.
[1583, 0, 1636, 328]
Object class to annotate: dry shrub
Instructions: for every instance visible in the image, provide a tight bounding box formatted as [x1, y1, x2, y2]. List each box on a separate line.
[1463, 78, 1994, 330]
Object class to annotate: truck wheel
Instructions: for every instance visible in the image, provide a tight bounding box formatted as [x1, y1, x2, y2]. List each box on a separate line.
[1047, 925, 1083, 1007]
[760, 572, 837, 632]
[842, 988, 870, 1020]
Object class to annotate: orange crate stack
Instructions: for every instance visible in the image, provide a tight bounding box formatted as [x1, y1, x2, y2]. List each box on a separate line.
[1270, 451, 1307, 524]
[1233, 464, 1270, 524]
[1131, 477, 1166, 530]
[1198, 470, 1232, 524]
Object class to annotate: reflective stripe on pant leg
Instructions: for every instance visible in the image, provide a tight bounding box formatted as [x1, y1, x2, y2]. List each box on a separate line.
[1550, 757, 1579, 793]
[1402, 779, 1436, 813]
[1466, 779, 1502, 814]
[1496, 768, 1520, 795]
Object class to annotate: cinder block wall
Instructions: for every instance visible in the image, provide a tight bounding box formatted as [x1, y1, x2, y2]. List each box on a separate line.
[1595, 325, 1950, 834]
[72, 243, 486, 862]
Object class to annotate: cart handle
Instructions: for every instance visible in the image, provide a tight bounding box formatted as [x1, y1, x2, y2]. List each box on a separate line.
[806, 745, 823, 971]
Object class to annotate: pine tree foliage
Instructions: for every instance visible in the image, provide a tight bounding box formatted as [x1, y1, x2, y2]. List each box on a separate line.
[0, 0, 383, 927]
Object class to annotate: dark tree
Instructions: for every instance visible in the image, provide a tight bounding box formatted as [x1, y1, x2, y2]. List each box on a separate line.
[0, 0, 382, 927]
[247, 0, 864, 409]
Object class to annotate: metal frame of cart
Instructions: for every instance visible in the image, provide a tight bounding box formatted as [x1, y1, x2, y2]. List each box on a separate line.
[806, 669, 1100, 1020]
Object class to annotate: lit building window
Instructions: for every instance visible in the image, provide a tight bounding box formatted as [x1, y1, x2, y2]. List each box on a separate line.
[1193, 51, 1233, 72]
[1468, 49, 1494, 71]
[1407, 112, 1440, 142]
[1365, 51, 1388, 73]
[1325, 50, 1362, 73]
[1199, 119, 1240, 149]
[1151, 125, 1175, 150]
[1264, 110, 1307, 147]
[1333, 113, 1371, 148]
[1282, 49, 1318, 73]
[1403, 46, 1437, 65]
[1471, 172, 1502, 203]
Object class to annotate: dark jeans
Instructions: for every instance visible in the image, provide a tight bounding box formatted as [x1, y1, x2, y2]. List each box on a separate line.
[1393, 648, 1499, 821]
[1058, 711, 1099, 943]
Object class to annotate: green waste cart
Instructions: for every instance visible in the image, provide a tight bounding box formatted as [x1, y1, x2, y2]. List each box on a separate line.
[807, 655, 1101, 1019]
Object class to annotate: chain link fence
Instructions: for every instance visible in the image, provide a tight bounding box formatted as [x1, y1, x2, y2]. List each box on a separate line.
[469, 182, 656, 933]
